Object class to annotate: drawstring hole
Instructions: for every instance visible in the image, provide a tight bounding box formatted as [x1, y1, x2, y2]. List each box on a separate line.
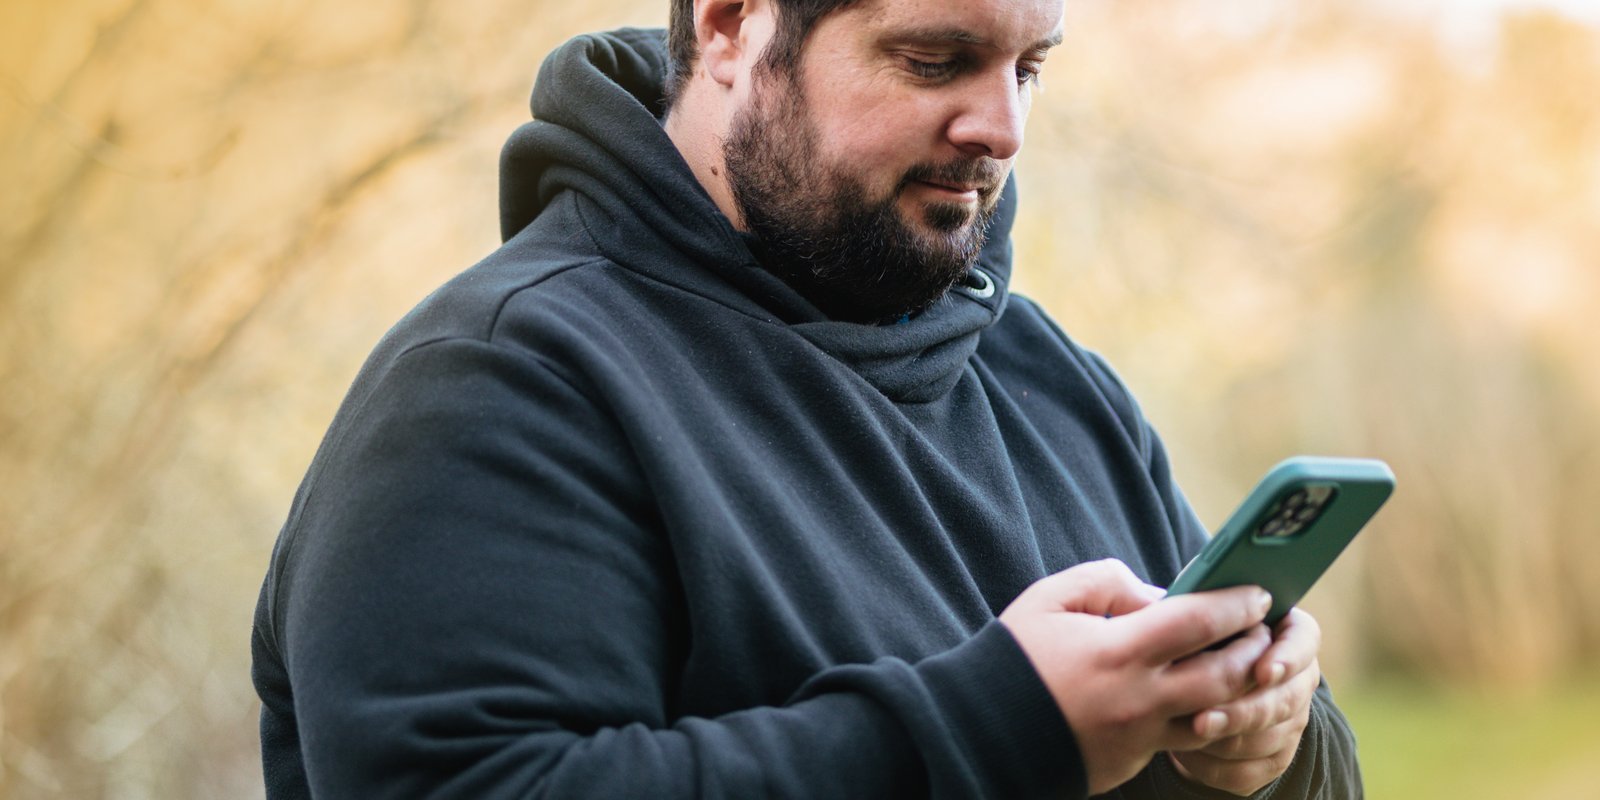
[960, 268, 995, 299]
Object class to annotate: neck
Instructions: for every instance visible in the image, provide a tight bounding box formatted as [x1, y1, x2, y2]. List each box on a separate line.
[665, 80, 747, 231]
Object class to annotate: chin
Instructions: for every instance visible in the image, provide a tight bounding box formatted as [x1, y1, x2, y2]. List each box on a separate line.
[918, 202, 980, 236]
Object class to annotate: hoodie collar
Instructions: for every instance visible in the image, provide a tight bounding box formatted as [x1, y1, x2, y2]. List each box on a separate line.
[500, 27, 1018, 403]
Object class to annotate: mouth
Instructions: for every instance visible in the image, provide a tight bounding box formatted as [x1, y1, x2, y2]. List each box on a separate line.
[912, 179, 984, 203]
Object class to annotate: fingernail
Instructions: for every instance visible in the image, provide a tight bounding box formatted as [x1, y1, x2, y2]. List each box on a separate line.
[1201, 710, 1228, 737]
[1269, 662, 1287, 686]
[1256, 591, 1273, 616]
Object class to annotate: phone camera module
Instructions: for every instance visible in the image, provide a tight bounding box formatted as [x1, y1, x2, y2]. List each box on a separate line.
[1255, 485, 1338, 541]
[1305, 486, 1335, 506]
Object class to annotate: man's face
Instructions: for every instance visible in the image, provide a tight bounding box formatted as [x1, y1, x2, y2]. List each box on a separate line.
[723, 0, 1064, 323]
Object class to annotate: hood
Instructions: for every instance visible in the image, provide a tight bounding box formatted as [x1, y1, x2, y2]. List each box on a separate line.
[500, 28, 1020, 403]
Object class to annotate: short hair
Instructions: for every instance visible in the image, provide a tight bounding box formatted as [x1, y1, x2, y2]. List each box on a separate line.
[665, 0, 861, 106]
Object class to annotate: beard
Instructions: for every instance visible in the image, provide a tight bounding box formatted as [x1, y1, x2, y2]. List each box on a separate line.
[723, 72, 1006, 324]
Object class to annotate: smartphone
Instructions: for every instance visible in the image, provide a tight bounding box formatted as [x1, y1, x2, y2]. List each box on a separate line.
[1166, 456, 1395, 627]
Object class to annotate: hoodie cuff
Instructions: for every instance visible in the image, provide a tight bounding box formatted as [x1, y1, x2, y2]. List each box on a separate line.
[915, 620, 1088, 798]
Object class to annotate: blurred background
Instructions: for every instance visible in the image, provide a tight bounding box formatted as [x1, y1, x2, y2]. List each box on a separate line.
[2, 0, 1597, 796]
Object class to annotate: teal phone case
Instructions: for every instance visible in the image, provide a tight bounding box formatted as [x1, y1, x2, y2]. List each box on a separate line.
[1165, 456, 1395, 627]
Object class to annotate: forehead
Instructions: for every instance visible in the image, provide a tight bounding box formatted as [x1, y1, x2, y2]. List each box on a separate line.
[840, 0, 1065, 50]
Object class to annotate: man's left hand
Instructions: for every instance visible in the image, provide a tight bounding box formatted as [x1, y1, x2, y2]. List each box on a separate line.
[1167, 607, 1322, 796]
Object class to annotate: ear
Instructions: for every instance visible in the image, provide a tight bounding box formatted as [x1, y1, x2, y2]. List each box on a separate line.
[694, 0, 758, 88]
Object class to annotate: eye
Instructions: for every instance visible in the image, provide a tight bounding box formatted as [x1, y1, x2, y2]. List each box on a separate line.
[1016, 60, 1044, 88]
[901, 55, 961, 81]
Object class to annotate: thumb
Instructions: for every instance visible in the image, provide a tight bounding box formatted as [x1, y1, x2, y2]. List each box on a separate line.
[1025, 558, 1166, 618]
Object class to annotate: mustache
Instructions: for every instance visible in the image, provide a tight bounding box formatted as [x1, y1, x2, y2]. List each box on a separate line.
[899, 158, 1007, 197]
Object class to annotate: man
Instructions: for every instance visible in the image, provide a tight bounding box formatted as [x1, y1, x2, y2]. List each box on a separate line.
[252, 0, 1361, 796]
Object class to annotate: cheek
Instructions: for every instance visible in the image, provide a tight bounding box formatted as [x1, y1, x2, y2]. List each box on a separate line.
[812, 90, 946, 172]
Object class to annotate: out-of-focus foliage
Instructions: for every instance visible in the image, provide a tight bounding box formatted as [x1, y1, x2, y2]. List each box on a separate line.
[1, 0, 1596, 797]
[0, 1, 658, 796]
[1015, 0, 1600, 691]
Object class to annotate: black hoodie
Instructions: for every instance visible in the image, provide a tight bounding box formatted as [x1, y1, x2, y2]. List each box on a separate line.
[252, 27, 1360, 799]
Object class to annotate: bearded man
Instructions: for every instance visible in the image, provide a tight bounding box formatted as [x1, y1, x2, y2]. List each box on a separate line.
[251, 0, 1362, 797]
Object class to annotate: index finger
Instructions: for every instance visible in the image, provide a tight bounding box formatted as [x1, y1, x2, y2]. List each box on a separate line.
[1113, 585, 1272, 665]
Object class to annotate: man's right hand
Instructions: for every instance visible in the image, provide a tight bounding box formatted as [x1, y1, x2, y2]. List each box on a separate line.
[998, 559, 1274, 795]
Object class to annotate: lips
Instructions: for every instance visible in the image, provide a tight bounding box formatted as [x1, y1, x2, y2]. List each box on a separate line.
[920, 180, 983, 194]
[912, 180, 994, 206]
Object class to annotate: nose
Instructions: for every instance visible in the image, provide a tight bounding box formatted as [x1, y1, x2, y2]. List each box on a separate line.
[945, 71, 1026, 161]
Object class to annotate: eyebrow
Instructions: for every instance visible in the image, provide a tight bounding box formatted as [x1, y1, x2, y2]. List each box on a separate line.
[1035, 30, 1065, 51]
[883, 26, 1065, 53]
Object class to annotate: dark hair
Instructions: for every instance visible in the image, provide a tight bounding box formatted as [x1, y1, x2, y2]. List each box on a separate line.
[666, 0, 860, 107]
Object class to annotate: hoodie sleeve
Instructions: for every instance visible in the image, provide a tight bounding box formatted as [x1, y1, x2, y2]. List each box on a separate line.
[1076, 349, 1364, 799]
[261, 337, 1086, 799]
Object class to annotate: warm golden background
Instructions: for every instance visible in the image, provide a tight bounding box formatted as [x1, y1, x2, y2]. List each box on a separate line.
[3, 0, 1598, 796]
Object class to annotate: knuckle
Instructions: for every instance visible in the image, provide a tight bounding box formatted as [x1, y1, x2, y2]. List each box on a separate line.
[1211, 602, 1241, 636]
[1098, 557, 1132, 572]
[1091, 558, 1137, 588]
[1232, 655, 1261, 694]
[1276, 689, 1302, 724]
[1211, 734, 1251, 759]
[1189, 603, 1229, 642]
[1211, 657, 1252, 699]
[1234, 699, 1266, 732]
[1101, 696, 1147, 728]
[1251, 623, 1275, 648]
[1087, 557, 1125, 577]
[1200, 659, 1232, 694]
[1223, 673, 1251, 702]
[1066, 560, 1112, 590]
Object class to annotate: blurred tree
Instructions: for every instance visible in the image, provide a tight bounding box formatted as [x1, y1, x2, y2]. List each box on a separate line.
[1017, 1, 1600, 688]
[2, 0, 1597, 796]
